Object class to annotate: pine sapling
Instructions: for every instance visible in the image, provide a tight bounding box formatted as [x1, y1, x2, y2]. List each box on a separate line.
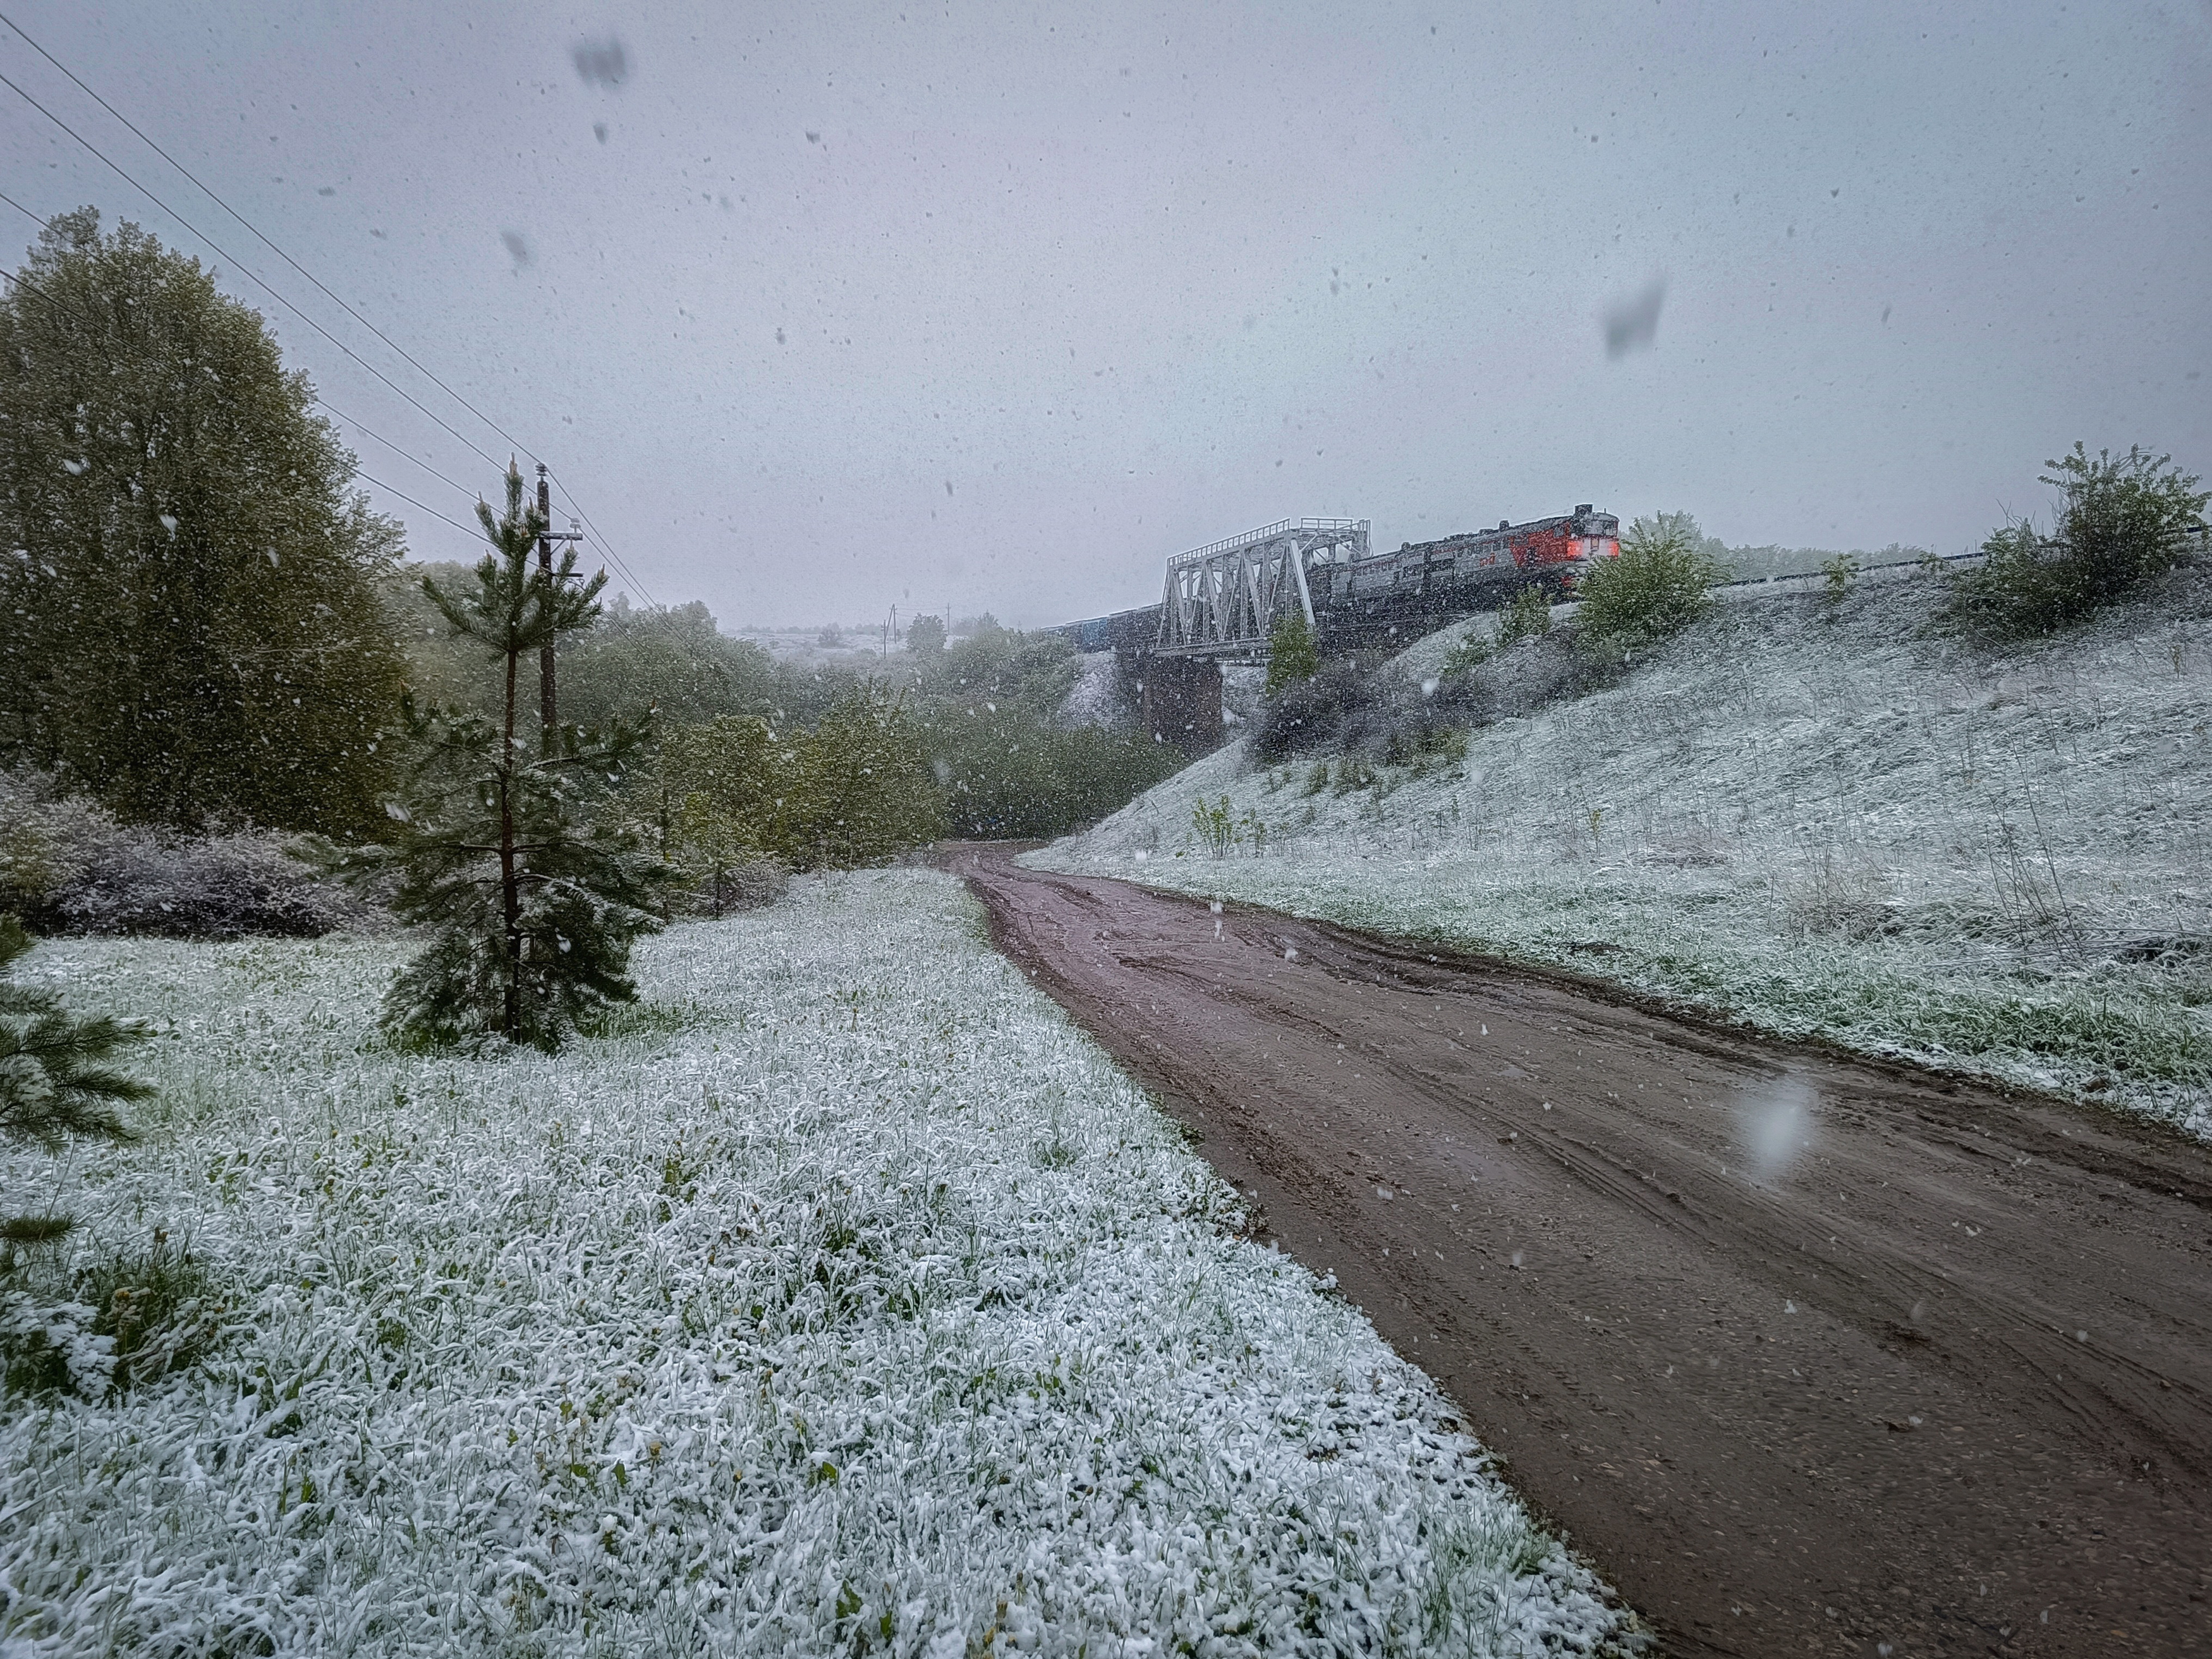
[358, 465, 665, 1052]
[0, 913, 149, 1146]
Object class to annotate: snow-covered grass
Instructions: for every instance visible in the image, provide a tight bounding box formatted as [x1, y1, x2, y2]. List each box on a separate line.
[0, 870, 1633, 1658]
[1034, 569, 2212, 1139]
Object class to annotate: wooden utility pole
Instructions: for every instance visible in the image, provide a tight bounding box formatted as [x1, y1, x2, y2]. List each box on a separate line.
[537, 466, 556, 752]
[535, 464, 584, 754]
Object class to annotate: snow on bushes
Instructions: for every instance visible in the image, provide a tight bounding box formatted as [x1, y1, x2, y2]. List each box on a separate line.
[0, 871, 1636, 1657]
[1, 770, 370, 939]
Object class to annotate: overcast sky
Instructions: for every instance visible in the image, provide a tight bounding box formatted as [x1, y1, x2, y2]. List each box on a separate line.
[4, 1, 2206, 626]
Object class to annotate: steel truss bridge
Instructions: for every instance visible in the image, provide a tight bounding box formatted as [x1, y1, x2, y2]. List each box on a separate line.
[1050, 505, 1614, 753]
[1153, 518, 1369, 659]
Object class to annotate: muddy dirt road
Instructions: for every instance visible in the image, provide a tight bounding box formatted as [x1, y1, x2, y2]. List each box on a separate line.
[940, 846, 2212, 1658]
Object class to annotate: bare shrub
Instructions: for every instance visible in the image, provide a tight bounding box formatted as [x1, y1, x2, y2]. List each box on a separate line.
[57, 831, 374, 939]
[1, 769, 372, 939]
[1781, 849, 1895, 940]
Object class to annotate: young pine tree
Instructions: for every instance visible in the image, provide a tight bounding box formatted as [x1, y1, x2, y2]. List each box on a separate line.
[0, 915, 149, 1146]
[365, 466, 664, 1052]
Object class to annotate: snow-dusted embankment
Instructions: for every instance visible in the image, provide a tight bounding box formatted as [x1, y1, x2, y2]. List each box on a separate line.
[1032, 571, 2212, 1138]
[1, 871, 1634, 1656]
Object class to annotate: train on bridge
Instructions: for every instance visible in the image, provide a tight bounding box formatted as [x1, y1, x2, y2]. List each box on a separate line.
[1052, 504, 1620, 751]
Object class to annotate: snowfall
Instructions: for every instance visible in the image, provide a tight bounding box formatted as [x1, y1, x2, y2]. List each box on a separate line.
[0, 872, 1636, 1657]
[1035, 568, 2212, 1139]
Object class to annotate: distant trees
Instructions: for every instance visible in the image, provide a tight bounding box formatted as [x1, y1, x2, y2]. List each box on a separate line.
[0, 209, 406, 835]
[906, 613, 947, 656]
[560, 598, 787, 727]
[362, 466, 662, 1052]
[1947, 445, 2208, 638]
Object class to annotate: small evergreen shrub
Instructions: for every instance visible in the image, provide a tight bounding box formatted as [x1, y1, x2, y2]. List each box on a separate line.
[1, 913, 149, 1147]
[1575, 514, 1727, 648]
[356, 466, 665, 1054]
[1438, 631, 1494, 676]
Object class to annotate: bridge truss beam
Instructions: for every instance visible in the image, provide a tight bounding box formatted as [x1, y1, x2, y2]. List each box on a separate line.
[1153, 518, 1370, 660]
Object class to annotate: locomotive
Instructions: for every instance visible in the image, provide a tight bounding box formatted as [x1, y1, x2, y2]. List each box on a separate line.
[1316, 503, 1620, 647]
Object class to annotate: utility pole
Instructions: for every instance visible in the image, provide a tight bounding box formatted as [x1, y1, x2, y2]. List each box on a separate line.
[535, 463, 585, 755]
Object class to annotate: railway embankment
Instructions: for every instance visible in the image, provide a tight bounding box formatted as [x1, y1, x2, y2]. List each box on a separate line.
[1028, 561, 2212, 1137]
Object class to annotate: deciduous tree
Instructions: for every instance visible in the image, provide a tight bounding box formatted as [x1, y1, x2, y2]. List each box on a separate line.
[0, 209, 405, 834]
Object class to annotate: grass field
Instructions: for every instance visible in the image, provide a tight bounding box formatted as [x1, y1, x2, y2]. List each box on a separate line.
[1, 870, 1634, 1657]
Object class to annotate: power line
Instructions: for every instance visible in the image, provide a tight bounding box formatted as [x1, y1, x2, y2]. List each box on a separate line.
[5, 204, 479, 509]
[546, 469, 656, 606]
[0, 9, 548, 472]
[0, 47, 655, 605]
[353, 470, 485, 538]
[0, 66, 511, 477]
[0, 183, 51, 231]
[0, 263, 479, 540]
[0, 262, 82, 324]
[312, 396, 482, 502]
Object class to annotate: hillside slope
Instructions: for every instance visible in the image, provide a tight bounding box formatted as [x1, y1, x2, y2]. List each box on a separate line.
[1030, 566, 2212, 1137]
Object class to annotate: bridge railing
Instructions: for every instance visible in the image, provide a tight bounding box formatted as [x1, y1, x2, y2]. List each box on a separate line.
[1167, 517, 1365, 568]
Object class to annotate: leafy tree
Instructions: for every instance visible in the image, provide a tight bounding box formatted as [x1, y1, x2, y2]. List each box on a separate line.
[1574, 513, 1725, 648]
[778, 688, 944, 868]
[1947, 444, 2208, 637]
[0, 914, 148, 1146]
[922, 707, 1181, 838]
[657, 715, 784, 911]
[1264, 612, 1321, 695]
[560, 597, 787, 727]
[906, 613, 947, 656]
[0, 209, 406, 834]
[361, 466, 663, 1052]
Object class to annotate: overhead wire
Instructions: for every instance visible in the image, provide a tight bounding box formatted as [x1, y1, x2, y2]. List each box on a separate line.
[0, 43, 655, 600]
[4, 207, 484, 539]
[0, 8, 547, 472]
[0, 64, 509, 475]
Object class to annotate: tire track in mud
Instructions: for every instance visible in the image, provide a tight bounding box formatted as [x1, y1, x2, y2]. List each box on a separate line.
[939, 845, 2212, 1658]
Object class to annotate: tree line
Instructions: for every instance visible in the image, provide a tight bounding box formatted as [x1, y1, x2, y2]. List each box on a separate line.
[0, 210, 1180, 1057]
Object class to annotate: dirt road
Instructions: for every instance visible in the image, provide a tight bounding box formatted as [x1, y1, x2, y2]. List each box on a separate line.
[940, 846, 2212, 1658]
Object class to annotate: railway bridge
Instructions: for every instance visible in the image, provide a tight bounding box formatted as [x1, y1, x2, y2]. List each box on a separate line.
[1052, 504, 1618, 751]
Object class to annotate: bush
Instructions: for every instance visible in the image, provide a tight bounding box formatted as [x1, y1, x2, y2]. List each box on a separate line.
[1945, 444, 2208, 638]
[1574, 513, 1726, 648]
[58, 831, 374, 939]
[1264, 613, 1320, 696]
[1438, 630, 1494, 676]
[1495, 587, 1553, 647]
[1255, 659, 1481, 763]
[1, 770, 370, 939]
